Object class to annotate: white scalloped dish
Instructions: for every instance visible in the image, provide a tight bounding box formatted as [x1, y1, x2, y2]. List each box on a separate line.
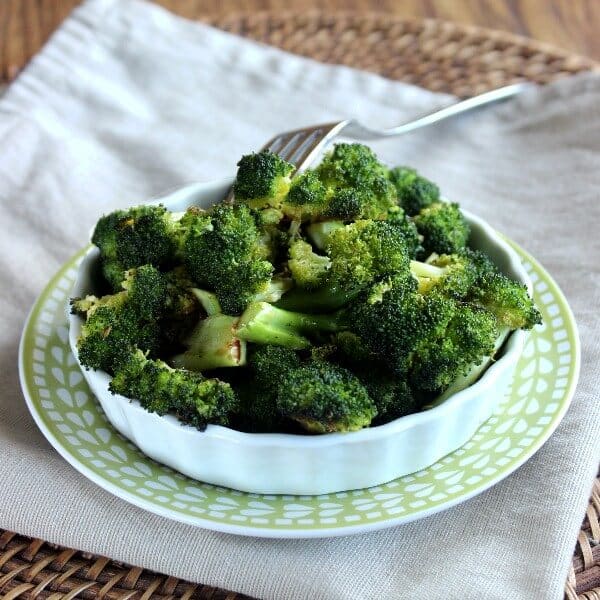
[68, 178, 530, 495]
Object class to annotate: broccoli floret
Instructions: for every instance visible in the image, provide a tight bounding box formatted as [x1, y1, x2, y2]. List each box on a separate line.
[315, 143, 397, 220]
[409, 305, 500, 392]
[91, 205, 181, 290]
[231, 345, 301, 433]
[344, 276, 456, 375]
[282, 170, 328, 221]
[326, 220, 410, 288]
[278, 220, 411, 312]
[171, 289, 246, 371]
[236, 302, 341, 350]
[388, 166, 440, 216]
[333, 331, 419, 424]
[182, 203, 275, 314]
[409, 251, 481, 298]
[233, 151, 294, 209]
[71, 265, 166, 373]
[287, 239, 331, 289]
[413, 202, 470, 256]
[470, 272, 542, 329]
[110, 349, 236, 428]
[386, 206, 422, 258]
[410, 250, 541, 329]
[278, 360, 377, 433]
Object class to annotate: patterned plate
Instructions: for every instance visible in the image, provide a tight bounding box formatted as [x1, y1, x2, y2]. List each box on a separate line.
[19, 239, 580, 538]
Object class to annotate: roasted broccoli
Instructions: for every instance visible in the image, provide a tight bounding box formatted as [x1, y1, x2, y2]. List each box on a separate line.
[249, 345, 376, 433]
[280, 143, 398, 222]
[75, 143, 542, 434]
[413, 202, 470, 256]
[181, 203, 277, 314]
[277, 220, 412, 312]
[91, 204, 181, 290]
[233, 151, 294, 209]
[388, 166, 440, 216]
[71, 265, 166, 373]
[110, 349, 236, 427]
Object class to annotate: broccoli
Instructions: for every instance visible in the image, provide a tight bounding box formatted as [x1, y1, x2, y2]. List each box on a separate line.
[249, 346, 376, 433]
[278, 360, 377, 433]
[236, 301, 341, 349]
[71, 265, 166, 373]
[171, 289, 246, 372]
[343, 276, 456, 375]
[409, 250, 541, 329]
[386, 206, 423, 258]
[277, 220, 412, 312]
[233, 151, 294, 209]
[470, 271, 542, 329]
[283, 170, 329, 221]
[278, 144, 398, 223]
[159, 267, 201, 350]
[388, 166, 440, 216]
[235, 345, 303, 432]
[409, 305, 500, 392]
[181, 203, 276, 314]
[333, 331, 420, 424]
[413, 202, 470, 256]
[287, 238, 331, 289]
[110, 349, 237, 428]
[314, 143, 398, 220]
[409, 251, 481, 298]
[91, 204, 181, 290]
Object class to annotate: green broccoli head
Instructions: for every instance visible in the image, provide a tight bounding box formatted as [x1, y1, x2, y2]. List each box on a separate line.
[283, 170, 328, 221]
[287, 238, 331, 289]
[345, 276, 456, 375]
[470, 271, 542, 329]
[388, 166, 440, 216]
[233, 151, 294, 209]
[182, 203, 275, 314]
[386, 206, 423, 258]
[413, 202, 470, 256]
[110, 349, 237, 428]
[409, 305, 500, 392]
[325, 220, 411, 290]
[71, 265, 166, 373]
[91, 204, 180, 290]
[332, 331, 419, 424]
[277, 360, 377, 433]
[315, 143, 398, 220]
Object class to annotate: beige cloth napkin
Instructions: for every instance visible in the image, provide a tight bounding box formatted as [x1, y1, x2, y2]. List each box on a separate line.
[1, 1, 599, 598]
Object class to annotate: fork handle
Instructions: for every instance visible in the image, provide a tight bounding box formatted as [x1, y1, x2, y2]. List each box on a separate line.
[343, 82, 530, 140]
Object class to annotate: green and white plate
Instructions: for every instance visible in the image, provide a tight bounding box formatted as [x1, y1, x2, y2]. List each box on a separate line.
[19, 240, 580, 538]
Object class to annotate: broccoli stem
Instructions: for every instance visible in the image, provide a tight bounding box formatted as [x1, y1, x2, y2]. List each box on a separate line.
[424, 326, 511, 409]
[191, 288, 222, 316]
[306, 221, 345, 250]
[171, 314, 246, 371]
[236, 302, 341, 349]
[273, 283, 362, 313]
[409, 260, 447, 294]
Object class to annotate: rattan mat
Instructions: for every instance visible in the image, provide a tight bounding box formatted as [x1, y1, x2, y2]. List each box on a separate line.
[2, 11, 598, 600]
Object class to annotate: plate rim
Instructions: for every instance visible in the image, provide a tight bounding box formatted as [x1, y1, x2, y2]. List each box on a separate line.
[18, 239, 581, 538]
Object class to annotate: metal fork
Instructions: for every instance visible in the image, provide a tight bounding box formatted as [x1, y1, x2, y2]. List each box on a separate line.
[227, 83, 528, 201]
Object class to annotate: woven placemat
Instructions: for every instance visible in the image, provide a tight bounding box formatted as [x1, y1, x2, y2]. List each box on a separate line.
[2, 11, 598, 600]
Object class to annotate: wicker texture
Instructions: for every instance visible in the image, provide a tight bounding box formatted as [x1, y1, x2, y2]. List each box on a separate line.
[2, 10, 598, 600]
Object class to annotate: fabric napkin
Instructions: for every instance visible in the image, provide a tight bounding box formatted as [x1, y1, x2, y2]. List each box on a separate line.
[1, 1, 599, 598]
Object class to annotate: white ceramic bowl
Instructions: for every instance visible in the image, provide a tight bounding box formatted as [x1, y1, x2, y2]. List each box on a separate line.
[69, 178, 530, 495]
